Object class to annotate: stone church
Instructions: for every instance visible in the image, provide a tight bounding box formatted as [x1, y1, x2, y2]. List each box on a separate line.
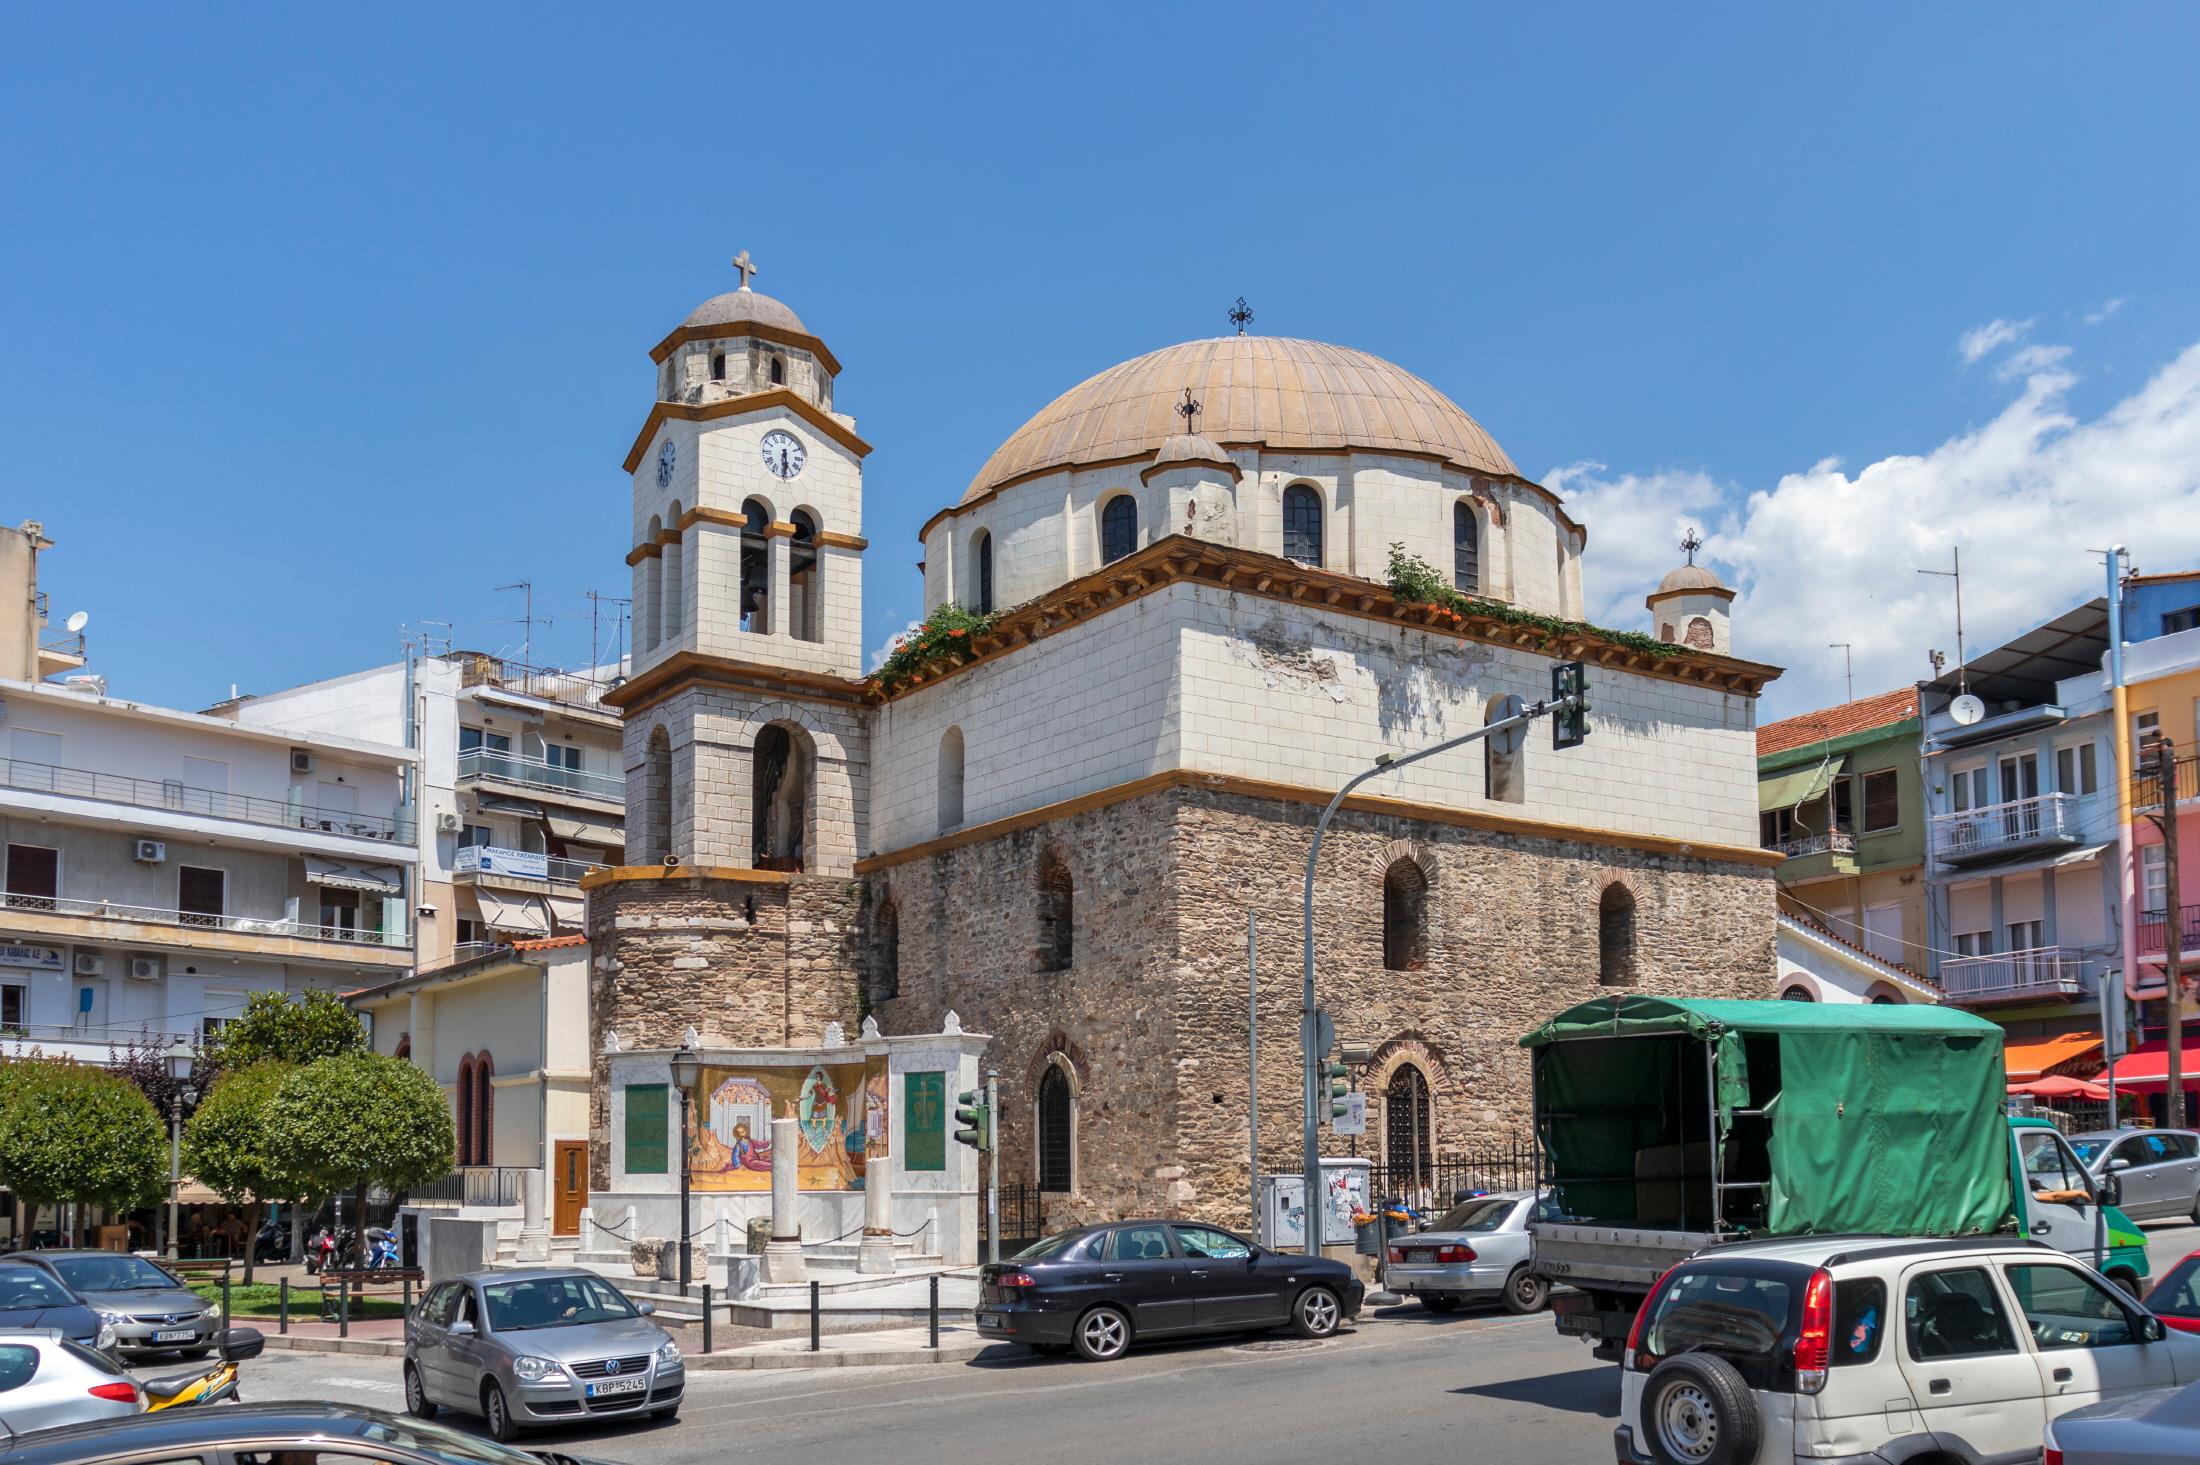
[585, 261, 1783, 1230]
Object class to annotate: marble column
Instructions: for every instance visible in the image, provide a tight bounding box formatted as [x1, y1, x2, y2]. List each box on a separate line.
[857, 1155, 895, 1274]
[517, 1171, 550, 1263]
[761, 1115, 807, 1283]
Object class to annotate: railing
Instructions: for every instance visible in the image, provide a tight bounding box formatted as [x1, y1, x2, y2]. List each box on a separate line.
[1930, 792, 2080, 862]
[447, 653, 619, 713]
[456, 747, 624, 802]
[0, 889, 406, 948]
[2138, 904, 2200, 955]
[1938, 946, 2085, 1002]
[0, 1019, 202, 1051]
[1364, 1142, 1541, 1207]
[406, 1166, 530, 1208]
[1772, 831, 1856, 859]
[0, 755, 412, 842]
[2132, 753, 2200, 809]
[452, 845, 598, 885]
[36, 625, 84, 659]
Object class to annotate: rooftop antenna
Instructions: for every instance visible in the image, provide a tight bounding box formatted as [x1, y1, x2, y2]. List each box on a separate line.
[494, 581, 551, 668]
[1829, 643, 1854, 704]
[1918, 547, 1969, 696]
[586, 589, 633, 677]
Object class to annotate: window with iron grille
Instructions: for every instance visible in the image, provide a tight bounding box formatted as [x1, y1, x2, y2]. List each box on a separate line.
[1283, 485, 1324, 565]
[1101, 497, 1138, 565]
[1037, 1064, 1074, 1192]
[1384, 1065, 1432, 1182]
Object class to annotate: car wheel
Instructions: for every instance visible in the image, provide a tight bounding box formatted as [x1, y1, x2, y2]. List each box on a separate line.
[1292, 1285, 1343, 1339]
[1419, 1294, 1461, 1314]
[2111, 1269, 2144, 1298]
[482, 1380, 519, 1442]
[404, 1363, 438, 1419]
[1642, 1353, 1760, 1465]
[1073, 1305, 1132, 1361]
[1503, 1268, 1551, 1315]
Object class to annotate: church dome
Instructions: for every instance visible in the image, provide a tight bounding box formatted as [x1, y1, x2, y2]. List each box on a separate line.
[681, 288, 810, 337]
[962, 336, 1517, 505]
[1148, 432, 1238, 471]
[1653, 563, 1726, 595]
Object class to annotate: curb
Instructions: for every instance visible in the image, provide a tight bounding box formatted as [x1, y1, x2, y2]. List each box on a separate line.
[259, 1334, 404, 1357]
[685, 1342, 994, 1369]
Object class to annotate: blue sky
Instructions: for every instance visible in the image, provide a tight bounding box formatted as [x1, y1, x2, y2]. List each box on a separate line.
[6, 5, 2200, 719]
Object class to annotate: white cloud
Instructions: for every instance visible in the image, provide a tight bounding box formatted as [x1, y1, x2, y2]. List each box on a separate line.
[1959, 317, 2033, 364]
[2085, 297, 2128, 326]
[867, 617, 923, 672]
[1996, 342, 2072, 381]
[1559, 334, 2200, 717]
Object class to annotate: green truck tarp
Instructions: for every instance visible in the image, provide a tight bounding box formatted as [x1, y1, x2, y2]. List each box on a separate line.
[1523, 996, 2014, 1238]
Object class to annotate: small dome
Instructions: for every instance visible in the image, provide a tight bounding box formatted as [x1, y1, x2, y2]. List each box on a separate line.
[681, 288, 809, 337]
[1655, 563, 1726, 594]
[1151, 432, 1236, 468]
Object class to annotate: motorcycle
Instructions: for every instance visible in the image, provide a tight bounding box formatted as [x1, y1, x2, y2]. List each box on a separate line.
[303, 1226, 352, 1275]
[363, 1227, 400, 1270]
[139, 1328, 265, 1411]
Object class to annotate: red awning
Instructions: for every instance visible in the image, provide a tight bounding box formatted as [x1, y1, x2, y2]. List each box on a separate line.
[2008, 1074, 2112, 1101]
[2101, 1042, 2200, 1091]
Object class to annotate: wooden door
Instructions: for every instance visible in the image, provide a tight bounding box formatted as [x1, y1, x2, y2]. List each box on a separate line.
[553, 1141, 587, 1236]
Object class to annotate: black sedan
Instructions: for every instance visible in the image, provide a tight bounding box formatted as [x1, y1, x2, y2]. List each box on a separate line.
[976, 1220, 1363, 1361]
[2, 1400, 628, 1465]
[0, 1263, 111, 1351]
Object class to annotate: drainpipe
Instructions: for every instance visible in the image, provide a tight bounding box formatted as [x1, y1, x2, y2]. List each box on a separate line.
[2107, 548, 2131, 1118]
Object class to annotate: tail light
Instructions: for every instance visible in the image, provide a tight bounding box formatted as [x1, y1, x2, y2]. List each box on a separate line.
[2044, 1450, 2062, 1465]
[87, 1382, 139, 1402]
[997, 1272, 1039, 1288]
[1432, 1245, 1476, 1264]
[1387, 1247, 1406, 1264]
[1625, 1265, 1679, 1370]
[1793, 1267, 1833, 1395]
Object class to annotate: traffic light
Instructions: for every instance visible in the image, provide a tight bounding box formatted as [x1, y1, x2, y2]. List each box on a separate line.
[1324, 1062, 1350, 1120]
[1552, 660, 1589, 749]
[953, 1088, 991, 1151]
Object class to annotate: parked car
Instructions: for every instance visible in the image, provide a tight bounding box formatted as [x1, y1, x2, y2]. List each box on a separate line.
[2144, 1248, 2200, 1335]
[1616, 1236, 2200, 1465]
[0, 1266, 116, 1351]
[403, 1268, 681, 1440]
[1, 1401, 636, 1465]
[975, 1220, 1364, 1361]
[2068, 1129, 2200, 1222]
[1384, 1190, 1553, 1315]
[0, 1331, 142, 1439]
[0, 1253, 215, 1359]
[2043, 1373, 2200, 1464]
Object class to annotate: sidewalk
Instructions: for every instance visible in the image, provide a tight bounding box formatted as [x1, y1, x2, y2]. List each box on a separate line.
[254, 1316, 1000, 1368]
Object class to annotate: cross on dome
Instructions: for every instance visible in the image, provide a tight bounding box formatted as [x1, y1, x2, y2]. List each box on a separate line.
[1228, 297, 1254, 335]
[1680, 527, 1704, 566]
[731, 249, 759, 292]
[1175, 387, 1202, 433]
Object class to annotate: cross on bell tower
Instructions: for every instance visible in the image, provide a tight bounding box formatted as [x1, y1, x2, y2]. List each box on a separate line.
[731, 249, 759, 292]
[1680, 527, 1704, 566]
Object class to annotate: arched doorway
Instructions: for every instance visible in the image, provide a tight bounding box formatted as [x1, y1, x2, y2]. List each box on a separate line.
[1384, 1064, 1433, 1189]
[752, 724, 809, 871]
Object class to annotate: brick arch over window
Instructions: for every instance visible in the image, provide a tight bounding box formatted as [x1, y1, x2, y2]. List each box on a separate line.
[1022, 1036, 1090, 1195]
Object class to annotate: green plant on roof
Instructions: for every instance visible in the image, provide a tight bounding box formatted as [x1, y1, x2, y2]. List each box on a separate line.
[1384, 544, 1686, 660]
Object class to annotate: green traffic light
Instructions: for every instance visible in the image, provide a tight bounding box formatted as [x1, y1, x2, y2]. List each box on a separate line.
[953, 1088, 990, 1151]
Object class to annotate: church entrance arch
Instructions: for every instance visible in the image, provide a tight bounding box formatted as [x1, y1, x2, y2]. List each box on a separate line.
[752, 722, 812, 871]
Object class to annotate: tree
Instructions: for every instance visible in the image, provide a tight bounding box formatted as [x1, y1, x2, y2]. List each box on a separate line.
[264, 1054, 453, 1252]
[0, 1060, 167, 1219]
[182, 1063, 302, 1284]
[205, 990, 367, 1073]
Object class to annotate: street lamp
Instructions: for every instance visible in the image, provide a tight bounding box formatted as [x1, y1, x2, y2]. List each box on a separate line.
[162, 1035, 199, 1262]
[669, 1045, 700, 1293]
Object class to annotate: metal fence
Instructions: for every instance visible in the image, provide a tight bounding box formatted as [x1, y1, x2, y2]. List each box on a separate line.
[407, 1166, 530, 1208]
[1258, 1139, 1542, 1210]
[979, 1183, 1046, 1256]
[0, 754, 412, 842]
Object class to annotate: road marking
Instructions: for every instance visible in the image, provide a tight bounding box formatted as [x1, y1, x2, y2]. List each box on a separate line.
[323, 1375, 401, 1393]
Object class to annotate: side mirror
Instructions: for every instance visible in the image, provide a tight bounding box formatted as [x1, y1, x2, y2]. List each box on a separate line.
[635, 1301, 655, 1317]
[2108, 1157, 2134, 1173]
[2142, 1314, 2167, 1343]
[449, 1319, 476, 1337]
[2101, 1175, 2124, 1207]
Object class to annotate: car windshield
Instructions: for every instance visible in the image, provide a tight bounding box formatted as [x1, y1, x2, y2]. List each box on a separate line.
[1428, 1198, 1516, 1233]
[481, 1274, 637, 1331]
[1010, 1231, 1089, 1262]
[49, 1255, 181, 1291]
[0, 1269, 73, 1309]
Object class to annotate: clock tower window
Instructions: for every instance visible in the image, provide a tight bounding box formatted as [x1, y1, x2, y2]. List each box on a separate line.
[710, 351, 726, 381]
[789, 510, 821, 643]
[770, 355, 786, 386]
[739, 498, 772, 635]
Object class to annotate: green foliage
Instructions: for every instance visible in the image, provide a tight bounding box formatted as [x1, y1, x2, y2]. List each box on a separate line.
[263, 1053, 454, 1199]
[0, 1059, 168, 1209]
[868, 603, 999, 694]
[183, 1062, 303, 1205]
[1384, 543, 1684, 660]
[205, 990, 366, 1073]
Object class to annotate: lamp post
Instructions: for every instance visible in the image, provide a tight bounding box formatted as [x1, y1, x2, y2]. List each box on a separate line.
[669, 1045, 700, 1293]
[163, 1034, 199, 1262]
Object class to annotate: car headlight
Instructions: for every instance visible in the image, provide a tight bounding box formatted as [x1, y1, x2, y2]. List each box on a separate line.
[96, 1320, 118, 1351]
[97, 1310, 130, 1329]
[657, 1338, 682, 1368]
[512, 1355, 566, 1382]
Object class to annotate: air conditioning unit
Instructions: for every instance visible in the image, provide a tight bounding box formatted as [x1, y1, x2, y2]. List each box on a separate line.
[435, 811, 463, 833]
[132, 839, 166, 863]
[290, 748, 315, 774]
[73, 952, 103, 977]
[127, 955, 163, 982]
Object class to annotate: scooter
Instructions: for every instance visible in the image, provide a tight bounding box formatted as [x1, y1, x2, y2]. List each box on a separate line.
[140, 1328, 265, 1411]
[363, 1227, 400, 1270]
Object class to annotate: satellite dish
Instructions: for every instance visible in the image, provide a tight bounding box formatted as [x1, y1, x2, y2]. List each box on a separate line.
[64, 611, 87, 634]
[1950, 694, 1986, 726]
[1488, 694, 1529, 755]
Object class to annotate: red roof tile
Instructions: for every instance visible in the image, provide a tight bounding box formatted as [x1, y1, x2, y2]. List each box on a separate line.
[512, 934, 588, 951]
[1758, 687, 1918, 760]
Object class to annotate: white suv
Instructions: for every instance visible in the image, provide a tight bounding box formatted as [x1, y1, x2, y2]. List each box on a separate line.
[1616, 1236, 2200, 1465]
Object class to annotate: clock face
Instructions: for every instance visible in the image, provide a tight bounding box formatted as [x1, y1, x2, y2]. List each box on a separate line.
[656, 439, 676, 489]
[761, 430, 806, 481]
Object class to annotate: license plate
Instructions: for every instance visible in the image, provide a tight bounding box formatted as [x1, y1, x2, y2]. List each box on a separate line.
[976, 1314, 1005, 1330]
[586, 1376, 647, 1398]
[152, 1329, 195, 1343]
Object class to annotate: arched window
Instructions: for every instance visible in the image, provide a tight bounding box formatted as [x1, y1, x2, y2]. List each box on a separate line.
[1598, 884, 1638, 987]
[394, 1033, 411, 1063]
[938, 727, 965, 832]
[1382, 859, 1428, 971]
[1036, 1060, 1075, 1193]
[739, 497, 772, 634]
[752, 723, 808, 870]
[789, 509, 820, 642]
[1780, 985, 1816, 1003]
[1867, 992, 1894, 1005]
[973, 530, 994, 615]
[472, 1050, 495, 1166]
[769, 355, 786, 386]
[1685, 616, 1714, 650]
[454, 1055, 477, 1166]
[660, 502, 684, 643]
[1484, 695, 1524, 804]
[871, 896, 900, 1005]
[1100, 496, 1138, 565]
[1384, 1064, 1432, 1185]
[646, 725, 673, 862]
[709, 351, 726, 381]
[1036, 850, 1073, 972]
[640, 515, 663, 652]
[1283, 484, 1324, 565]
[1454, 501, 1480, 594]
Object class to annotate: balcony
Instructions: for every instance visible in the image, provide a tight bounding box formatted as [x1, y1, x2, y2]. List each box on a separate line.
[456, 748, 623, 804]
[0, 754, 413, 843]
[32, 591, 85, 679]
[2132, 753, 2200, 811]
[1938, 946, 2087, 1004]
[449, 653, 618, 716]
[1930, 792, 2082, 867]
[1774, 831, 1856, 859]
[0, 889, 407, 959]
[451, 845, 599, 886]
[2137, 904, 2200, 957]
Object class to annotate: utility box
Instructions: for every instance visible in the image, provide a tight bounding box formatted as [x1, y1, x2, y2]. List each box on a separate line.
[1258, 1158, 1371, 1250]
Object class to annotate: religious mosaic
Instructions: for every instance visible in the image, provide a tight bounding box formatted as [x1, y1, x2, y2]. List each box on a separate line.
[686, 1057, 889, 1191]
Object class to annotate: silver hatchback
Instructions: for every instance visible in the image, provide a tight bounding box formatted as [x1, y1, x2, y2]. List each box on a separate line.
[0, 1330, 142, 1437]
[2071, 1129, 2200, 1222]
[404, 1269, 682, 1441]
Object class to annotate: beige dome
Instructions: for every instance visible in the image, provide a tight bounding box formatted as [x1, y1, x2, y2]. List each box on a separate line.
[1150, 432, 1236, 468]
[962, 336, 1517, 505]
[682, 288, 809, 337]
[1654, 563, 1727, 595]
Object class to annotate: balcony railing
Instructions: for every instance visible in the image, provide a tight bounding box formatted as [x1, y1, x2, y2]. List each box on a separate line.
[448, 653, 618, 713]
[0, 889, 406, 948]
[1938, 946, 2086, 1002]
[456, 747, 623, 802]
[2138, 904, 2200, 956]
[1930, 792, 2081, 865]
[1773, 831, 1856, 859]
[0, 755, 413, 842]
[406, 1166, 530, 1208]
[2132, 753, 2200, 810]
[452, 845, 598, 885]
